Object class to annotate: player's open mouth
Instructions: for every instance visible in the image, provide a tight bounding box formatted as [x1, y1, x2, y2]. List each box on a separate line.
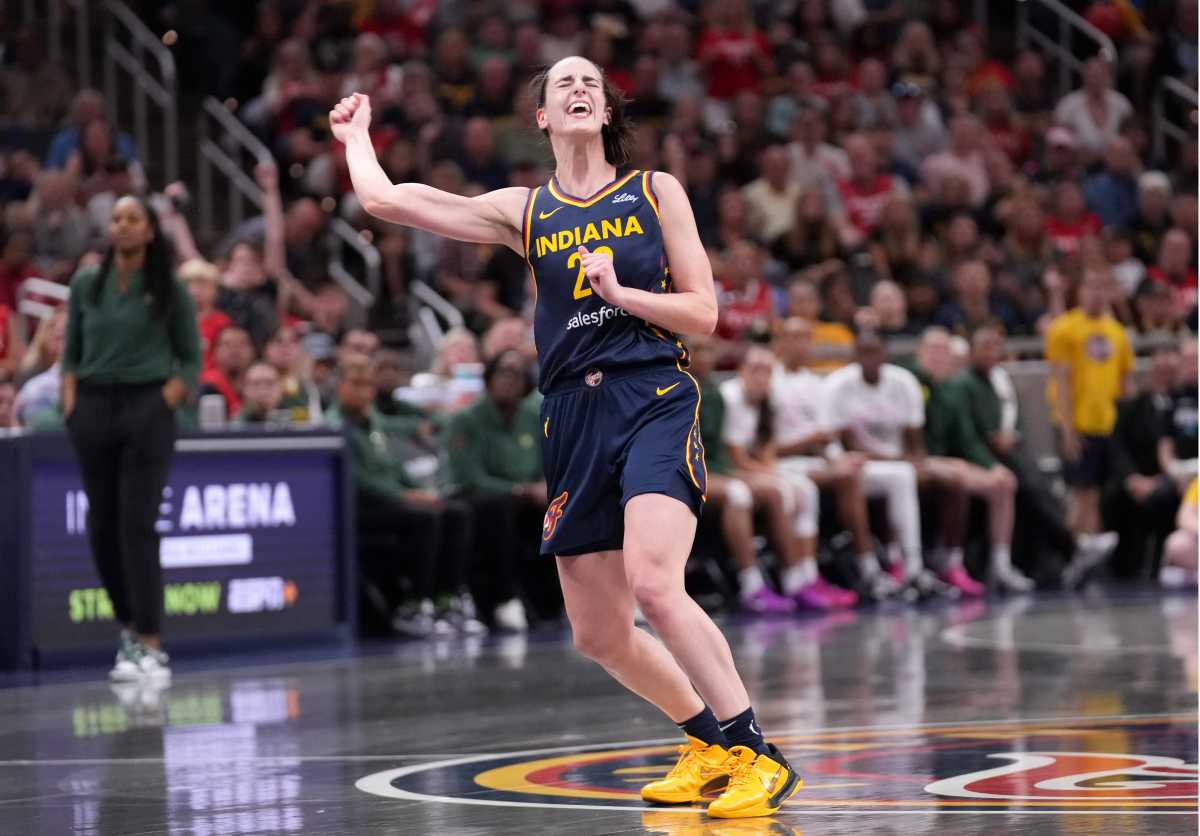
[567, 101, 592, 118]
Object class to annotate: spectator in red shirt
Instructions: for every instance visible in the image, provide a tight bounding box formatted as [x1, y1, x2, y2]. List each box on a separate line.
[199, 325, 255, 418]
[715, 240, 776, 344]
[838, 134, 907, 238]
[1147, 229, 1199, 314]
[0, 228, 38, 310]
[695, 0, 772, 102]
[1045, 180, 1102, 258]
[0, 303, 25, 374]
[180, 259, 232, 372]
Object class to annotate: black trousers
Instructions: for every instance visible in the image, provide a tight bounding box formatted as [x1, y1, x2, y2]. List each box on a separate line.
[1102, 476, 1180, 578]
[66, 381, 176, 636]
[1004, 446, 1076, 581]
[358, 494, 473, 602]
[458, 492, 550, 615]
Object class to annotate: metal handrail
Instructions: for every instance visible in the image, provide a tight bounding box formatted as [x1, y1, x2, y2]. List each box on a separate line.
[410, 280, 465, 331]
[103, 0, 178, 182]
[196, 96, 380, 327]
[1153, 76, 1199, 162]
[1016, 0, 1117, 98]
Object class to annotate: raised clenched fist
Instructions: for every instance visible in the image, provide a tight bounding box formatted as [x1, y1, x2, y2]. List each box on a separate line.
[329, 93, 372, 143]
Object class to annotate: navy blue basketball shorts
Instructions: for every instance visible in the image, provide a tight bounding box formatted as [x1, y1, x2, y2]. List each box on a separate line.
[539, 364, 708, 557]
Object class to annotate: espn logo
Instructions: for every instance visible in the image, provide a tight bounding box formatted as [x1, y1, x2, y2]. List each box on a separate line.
[227, 577, 298, 614]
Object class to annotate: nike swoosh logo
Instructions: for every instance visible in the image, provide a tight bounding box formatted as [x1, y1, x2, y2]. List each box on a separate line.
[718, 720, 737, 732]
[656, 383, 681, 396]
[538, 207, 563, 219]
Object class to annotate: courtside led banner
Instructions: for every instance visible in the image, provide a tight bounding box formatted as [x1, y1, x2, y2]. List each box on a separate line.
[28, 444, 343, 652]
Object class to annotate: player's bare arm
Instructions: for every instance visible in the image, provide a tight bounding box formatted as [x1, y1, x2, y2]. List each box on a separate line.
[576, 171, 717, 336]
[331, 93, 529, 255]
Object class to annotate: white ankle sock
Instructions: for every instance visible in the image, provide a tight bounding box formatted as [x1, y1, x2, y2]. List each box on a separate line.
[944, 547, 964, 569]
[781, 565, 808, 595]
[739, 566, 765, 597]
[991, 544, 1012, 571]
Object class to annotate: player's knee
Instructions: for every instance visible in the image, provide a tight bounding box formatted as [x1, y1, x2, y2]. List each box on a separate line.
[571, 621, 631, 666]
[1165, 531, 1198, 571]
[995, 469, 1018, 496]
[628, 571, 678, 624]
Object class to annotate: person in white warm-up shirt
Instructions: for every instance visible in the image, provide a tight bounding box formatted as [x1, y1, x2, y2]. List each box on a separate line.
[720, 346, 856, 611]
[822, 331, 933, 592]
[772, 317, 890, 600]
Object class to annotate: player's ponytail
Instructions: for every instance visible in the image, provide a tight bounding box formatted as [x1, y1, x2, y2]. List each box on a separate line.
[531, 62, 634, 168]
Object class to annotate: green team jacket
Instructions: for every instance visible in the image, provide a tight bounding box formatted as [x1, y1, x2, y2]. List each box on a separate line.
[445, 394, 543, 495]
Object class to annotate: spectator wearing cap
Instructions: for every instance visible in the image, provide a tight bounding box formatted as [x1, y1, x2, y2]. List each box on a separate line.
[445, 350, 547, 631]
[199, 324, 255, 419]
[741, 145, 804, 246]
[1130, 171, 1174, 262]
[1083, 137, 1142, 228]
[1053, 58, 1133, 159]
[1147, 228, 1199, 315]
[1032, 126, 1084, 185]
[890, 80, 947, 171]
[179, 259, 232, 372]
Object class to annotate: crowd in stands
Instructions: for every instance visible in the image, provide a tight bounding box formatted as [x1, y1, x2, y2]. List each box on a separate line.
[0, 0, 1197, 638]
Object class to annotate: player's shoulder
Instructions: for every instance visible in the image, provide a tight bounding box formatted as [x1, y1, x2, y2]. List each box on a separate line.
[882, 362, 921, 390]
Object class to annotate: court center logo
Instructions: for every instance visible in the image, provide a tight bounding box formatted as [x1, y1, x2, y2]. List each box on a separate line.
[357, 714, 1197, 815]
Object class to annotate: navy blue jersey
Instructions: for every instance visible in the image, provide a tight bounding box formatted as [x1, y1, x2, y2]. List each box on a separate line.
[523, 169, 686, 394]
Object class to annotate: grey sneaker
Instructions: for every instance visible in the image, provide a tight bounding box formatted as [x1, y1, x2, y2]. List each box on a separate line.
[392, 599, 437, 638]
[135, 643, 171, 682]
[108, 631, 141, 682]
[493, 598, 528, 633]
[444, 593, 488, 636]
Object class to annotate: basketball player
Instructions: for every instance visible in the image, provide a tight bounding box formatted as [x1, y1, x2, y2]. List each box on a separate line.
[330, 56, 801, 818]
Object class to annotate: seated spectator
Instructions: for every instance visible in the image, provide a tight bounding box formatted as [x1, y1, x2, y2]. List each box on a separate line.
[823, 331, 955, 597]
[44, 89, 138, 171]
[199, 325, 255, 419]
[179, 259, 232, 372]
[786, 99, 850, 195]
[785, 273, 854, 373]
[0, 370, 15, 429]
[480, 317, 537, 365]
[216, 241, 279, 350]
[372, 349, 423, 419]
[13, 310, 65, 425]
[921, 115, 990, 208]
[837, 133, 906, 239]
[1053, 57, 1133, 160]
[770, 187, 844, 272]
[1030, 126, 1085, 185]
[891, 80, 946, 172]
[1045, 180, 1102, 258]
[869, 194, 927, 287]
[25, 170, 90, 281]
[910, 327, 1028, 593]
[720, 345, 847, 610]
[0, 28, 73, 130]
[714, 240, 776, 344]
[960, 322, 1116, 587]
[741, 145, 802, 246]
[1129, 171, 1173, 262]
[1103, 348, 1184, 578]
[0, 300, 22, 374]
[329, 354, 482, 638]
[231, 361, 288, 426]
[1104, 226, 1147, 301]
[1146, 228, 1198, 315]
[1161, 339, 1199, 486]
[1084, 137, 1141, 228]
[67, 118, 147, 202]
[263, 324, 322, 425]
[935, 260, 1023, 336]
[856, 280, 919, 337]
[1133, 276, 1189, 337]
[339, 328, 380, 363]
[445, 350, 549, 630]
[1161, 479, 1198, 588]
[0, 228, 39, 310]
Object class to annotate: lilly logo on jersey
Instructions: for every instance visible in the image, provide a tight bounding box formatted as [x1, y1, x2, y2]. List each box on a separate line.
[542, 491, 569, 541]
[533, 216, 645, 259]
[611, 193, 638, 204]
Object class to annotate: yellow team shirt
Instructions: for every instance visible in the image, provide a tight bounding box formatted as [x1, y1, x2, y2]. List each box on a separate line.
[1044, 309, 1134, 436]
[1185, 479, 1197, 509]
[806, 321, 855, 373]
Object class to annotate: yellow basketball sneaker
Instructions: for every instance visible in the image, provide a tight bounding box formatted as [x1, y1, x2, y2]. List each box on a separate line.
[641, 735, 736, 804]
[705, 744, 802, 819]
